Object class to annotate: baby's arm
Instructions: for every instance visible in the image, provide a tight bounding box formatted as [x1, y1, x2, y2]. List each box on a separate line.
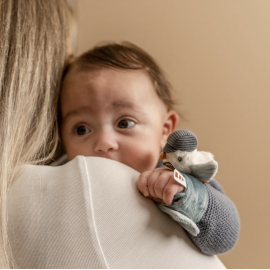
[137, 169, 240, 255]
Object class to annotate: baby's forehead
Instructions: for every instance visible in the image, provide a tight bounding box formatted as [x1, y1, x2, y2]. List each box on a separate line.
[61, 66, 167, 112]
[62, 64, 90, 83]
[61, 65, 101, 95]
[63, 65, 153, 91]
[60, 69, 169, 127]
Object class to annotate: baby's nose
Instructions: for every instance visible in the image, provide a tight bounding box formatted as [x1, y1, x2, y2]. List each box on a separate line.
[94, 130, 118, 153]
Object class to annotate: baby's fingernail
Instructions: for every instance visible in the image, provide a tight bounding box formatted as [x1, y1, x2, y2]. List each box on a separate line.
[165, 200, 172, 206]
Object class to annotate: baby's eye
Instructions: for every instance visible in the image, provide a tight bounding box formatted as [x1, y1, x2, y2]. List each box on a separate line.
[117, 119, 135, 129]
[76, 125, 91, 135]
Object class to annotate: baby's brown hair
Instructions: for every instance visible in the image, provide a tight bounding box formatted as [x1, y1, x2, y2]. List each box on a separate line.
[66, 42, 175, 110]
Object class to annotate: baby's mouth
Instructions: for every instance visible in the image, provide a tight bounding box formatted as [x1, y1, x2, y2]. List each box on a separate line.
[163, 162, 175, 170]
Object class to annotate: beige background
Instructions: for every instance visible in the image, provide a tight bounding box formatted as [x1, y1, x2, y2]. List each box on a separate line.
[71, 0, 270, 268]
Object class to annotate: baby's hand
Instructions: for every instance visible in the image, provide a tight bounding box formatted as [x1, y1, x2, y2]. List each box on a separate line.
[137, 168, 185, 205]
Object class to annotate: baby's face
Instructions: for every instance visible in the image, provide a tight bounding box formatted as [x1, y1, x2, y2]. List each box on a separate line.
[60, 68, 173, 173]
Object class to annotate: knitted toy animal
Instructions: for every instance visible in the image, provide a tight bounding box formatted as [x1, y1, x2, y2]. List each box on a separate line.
[157, 130, 218, 236]
[159, 130, 218, 183]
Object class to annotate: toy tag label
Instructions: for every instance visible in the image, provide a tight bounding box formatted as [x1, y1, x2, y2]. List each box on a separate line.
[174, 169, 187, 188]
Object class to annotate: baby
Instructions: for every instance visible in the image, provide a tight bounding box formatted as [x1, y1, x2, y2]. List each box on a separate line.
[59, 42, 240, 255]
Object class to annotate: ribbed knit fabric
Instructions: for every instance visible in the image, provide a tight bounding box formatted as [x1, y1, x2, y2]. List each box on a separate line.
[188, 180, 240, 255]
[163, 130, 198, 153]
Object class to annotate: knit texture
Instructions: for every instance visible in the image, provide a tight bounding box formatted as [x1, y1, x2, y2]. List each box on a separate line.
[188, 180, 240, 255]
[163, 130, 198, 153]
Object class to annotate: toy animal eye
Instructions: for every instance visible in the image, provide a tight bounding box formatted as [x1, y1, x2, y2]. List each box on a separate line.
[178, 157, 182, 162]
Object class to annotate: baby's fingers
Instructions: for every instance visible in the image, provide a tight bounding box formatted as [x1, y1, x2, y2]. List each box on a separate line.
[153, 172, 171, 200]
[163, 178, 185, 205]
[137, 170, 153, 197]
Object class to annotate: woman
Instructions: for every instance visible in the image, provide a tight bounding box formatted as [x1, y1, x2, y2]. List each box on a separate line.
[0, 0, 75, 267]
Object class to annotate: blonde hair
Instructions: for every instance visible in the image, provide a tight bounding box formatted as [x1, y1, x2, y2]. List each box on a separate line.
[0, 0, 75, 267]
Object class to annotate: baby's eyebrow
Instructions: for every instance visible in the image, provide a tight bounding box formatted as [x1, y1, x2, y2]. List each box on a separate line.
[62, 101, 145, 122]
[112, 101, 143, 113]
[62, 106, 90, 122]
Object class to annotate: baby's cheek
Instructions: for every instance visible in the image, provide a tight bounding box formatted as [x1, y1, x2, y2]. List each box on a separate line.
[65, 146, 77, 161]
[66, 143, 91, 160]
[127, 147, 159, 173]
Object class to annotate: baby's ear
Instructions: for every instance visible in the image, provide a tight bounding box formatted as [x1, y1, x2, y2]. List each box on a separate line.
[161, 110, 179, 147]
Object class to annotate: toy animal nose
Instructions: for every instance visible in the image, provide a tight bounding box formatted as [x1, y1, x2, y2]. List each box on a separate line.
[163, 162, 175, 170]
